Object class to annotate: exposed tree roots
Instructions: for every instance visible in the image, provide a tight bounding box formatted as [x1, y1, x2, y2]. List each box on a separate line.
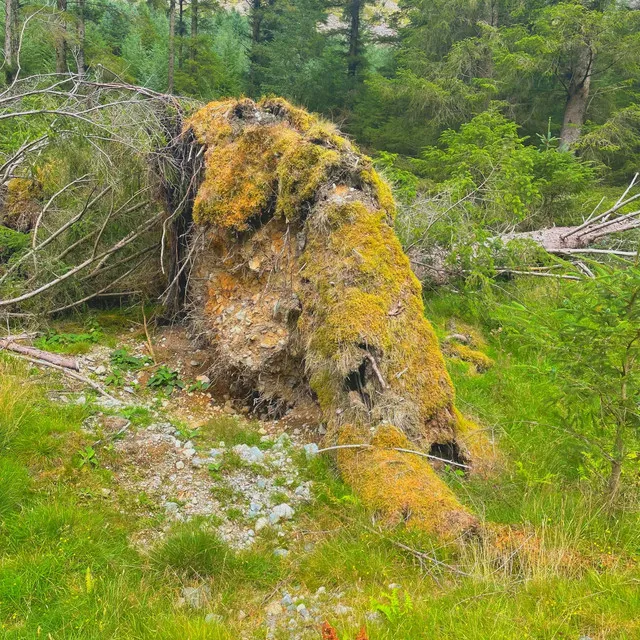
[183, 98, 497, 538]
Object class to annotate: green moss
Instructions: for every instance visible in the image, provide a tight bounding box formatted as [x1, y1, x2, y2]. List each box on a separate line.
[300, 200, 455, 423]
[310, 288, 390, 358]
[276, 142, 340, 219]
[360, 168, 396, 220]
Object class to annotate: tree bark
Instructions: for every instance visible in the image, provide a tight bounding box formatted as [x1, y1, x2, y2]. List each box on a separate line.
[55, 0, 67, 73]
[168, 0, 176, 93]
[178, 0, 184, 69]
[76, 0, 85, 77]
[4, 0, 16, 81]
[346, 0, 362, 77]
[559, 46, 593, 150]
[190, 0, 198, 61]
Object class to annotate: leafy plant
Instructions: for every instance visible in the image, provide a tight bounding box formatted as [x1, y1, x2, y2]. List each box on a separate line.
[186, 379, 210, 392]
[371, 588, 414, 623]
[35, 328, 103, 354]
[78, 446, 98, 469]
[175, 425, 199, 440]
[105, 368, 125, 387]
[147, 366, 184, 395]
[0, 226, 29, 262]
[110, 348, 152, 371]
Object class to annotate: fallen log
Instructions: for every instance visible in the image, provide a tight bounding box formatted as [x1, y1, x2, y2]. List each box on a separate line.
[0, 349, 118, 401]
[0, 337, 79, 370]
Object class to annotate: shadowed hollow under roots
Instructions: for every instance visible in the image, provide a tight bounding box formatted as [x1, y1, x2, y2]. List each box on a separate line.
[185, 98, 495, 538]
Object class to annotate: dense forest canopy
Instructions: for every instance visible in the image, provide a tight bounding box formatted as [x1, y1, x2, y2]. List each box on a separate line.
[3, 0, 639, 157]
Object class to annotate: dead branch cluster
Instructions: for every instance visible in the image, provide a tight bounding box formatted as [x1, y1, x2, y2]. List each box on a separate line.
[0, 67, 203, 316]
[404, 172, 640, 284]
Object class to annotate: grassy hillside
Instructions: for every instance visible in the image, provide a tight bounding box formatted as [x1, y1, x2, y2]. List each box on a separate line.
[0, 301, 637, 639]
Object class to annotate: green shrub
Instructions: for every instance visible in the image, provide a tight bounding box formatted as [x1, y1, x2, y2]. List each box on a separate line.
[0, 226, 29, 262]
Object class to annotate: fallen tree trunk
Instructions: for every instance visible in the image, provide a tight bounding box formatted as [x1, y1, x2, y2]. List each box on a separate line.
[182, 98, 496, 538]
[409, 174, 640, 285]
[0, 337, 79, 370]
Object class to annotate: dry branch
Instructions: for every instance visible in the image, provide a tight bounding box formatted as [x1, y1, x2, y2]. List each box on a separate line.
[1, 350, 119, 401]
[315, 443, 472, 470]
[0, 337, 79, 369]
[0, 212, 163, 308]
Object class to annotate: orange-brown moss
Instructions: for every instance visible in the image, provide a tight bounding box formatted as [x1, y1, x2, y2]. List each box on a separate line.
[193, 124, 298, 228]
[337, 424, 477, 537]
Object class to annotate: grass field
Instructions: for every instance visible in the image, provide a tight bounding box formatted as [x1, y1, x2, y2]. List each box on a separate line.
[0, 299, 638, 639]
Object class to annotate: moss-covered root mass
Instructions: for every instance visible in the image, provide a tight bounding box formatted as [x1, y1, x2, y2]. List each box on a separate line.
[186, 98, 494, 537]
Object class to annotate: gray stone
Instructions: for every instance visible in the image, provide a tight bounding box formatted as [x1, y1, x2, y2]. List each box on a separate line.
[269, 503, 294, 524]
[334, 604, 352, 615]
[255, 516, 269, 532]
[175, 461, 185, 470]
[281, 594, 293, 607]
[95, 365, 106, 375]
[296, 603, 311, 620]
[181, 585, 210, 609]
[273, 548, 289, 557]
[164, 501, 179, 513]
[232, 444, 265, 464]
[204, 613, 223, 624]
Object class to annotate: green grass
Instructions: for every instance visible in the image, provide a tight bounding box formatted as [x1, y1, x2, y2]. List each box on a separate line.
[0, 297, 639, 639]
[199, 416, 264, 448]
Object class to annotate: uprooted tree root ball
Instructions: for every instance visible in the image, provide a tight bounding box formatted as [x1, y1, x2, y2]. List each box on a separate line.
[185, 98, 495, 538]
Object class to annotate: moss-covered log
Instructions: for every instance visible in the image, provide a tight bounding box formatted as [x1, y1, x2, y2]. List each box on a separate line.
[185, 98, 494, 538]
